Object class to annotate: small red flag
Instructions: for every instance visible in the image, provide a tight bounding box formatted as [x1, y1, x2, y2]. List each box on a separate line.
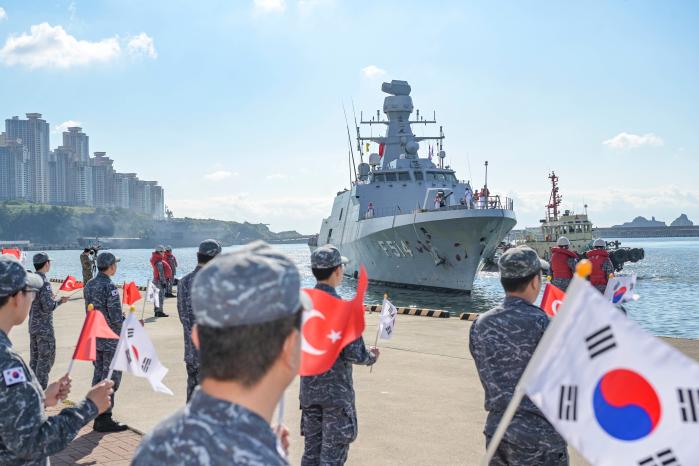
[72, 309, 120, 361]
[540, 283, 566, 317]
[378, 143, 385, 157]
[122, 281, 142, 305]
[59, 275, 84, 292]
[1, 248, 21, 259]
[300, 266, 368, 376]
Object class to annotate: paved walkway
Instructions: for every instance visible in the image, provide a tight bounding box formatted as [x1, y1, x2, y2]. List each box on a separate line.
[47, 404, 142, 465]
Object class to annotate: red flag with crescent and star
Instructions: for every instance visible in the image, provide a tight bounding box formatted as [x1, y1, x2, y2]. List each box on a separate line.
[59, 275, 84, 292]
[122, 281, 142, 305]
[540, 283, 565, 317]
[300, 266, 368, 376]
[71, 309, 120, 361]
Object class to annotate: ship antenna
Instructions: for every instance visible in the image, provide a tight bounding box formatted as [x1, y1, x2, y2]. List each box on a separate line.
[342, 102, 358, 183]
[351, 99, 364, 164]
[466, 152, 473, 184]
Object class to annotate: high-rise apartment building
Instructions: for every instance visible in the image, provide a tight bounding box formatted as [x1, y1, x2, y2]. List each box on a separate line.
[0, 140, 29, 200]
[5, 114, 50, 203]
[90, 152, 115, 208]
[62, 127, 92, 205]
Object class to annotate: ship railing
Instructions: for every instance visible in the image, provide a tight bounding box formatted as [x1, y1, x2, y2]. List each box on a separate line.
[362, 196, 514, 219]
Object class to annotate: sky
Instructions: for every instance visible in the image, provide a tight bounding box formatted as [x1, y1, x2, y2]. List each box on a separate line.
[1, 0, 697, 233]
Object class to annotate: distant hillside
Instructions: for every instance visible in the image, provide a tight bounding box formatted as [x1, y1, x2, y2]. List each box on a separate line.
[0, 201, 304, 247]
[670, 214, 694, 227]
[613, 216, 667, 228]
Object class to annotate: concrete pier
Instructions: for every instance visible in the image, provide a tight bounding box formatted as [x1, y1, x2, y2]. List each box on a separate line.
[10, 296, 699, 465]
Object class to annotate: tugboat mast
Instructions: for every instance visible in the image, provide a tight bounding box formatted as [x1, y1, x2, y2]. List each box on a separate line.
[546, 171, 562, 222]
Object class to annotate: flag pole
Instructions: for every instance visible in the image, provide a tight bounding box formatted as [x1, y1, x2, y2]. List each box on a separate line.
[274, 392, 287, 458]
[481, 261, 592, 465]
[140, 281, 148, 322]
[370, 293, 387, 374]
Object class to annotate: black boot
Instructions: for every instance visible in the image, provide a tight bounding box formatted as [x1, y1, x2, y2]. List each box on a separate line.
[93, 414, 128, 432]
[155, 310, 169, 317]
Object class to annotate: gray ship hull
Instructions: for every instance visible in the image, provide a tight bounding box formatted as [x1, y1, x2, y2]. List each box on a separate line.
[339, 208, 516, 293]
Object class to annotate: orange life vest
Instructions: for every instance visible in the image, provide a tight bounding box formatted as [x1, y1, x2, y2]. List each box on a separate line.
[586, 249, 610, 286]
[550, 247, 577, 279]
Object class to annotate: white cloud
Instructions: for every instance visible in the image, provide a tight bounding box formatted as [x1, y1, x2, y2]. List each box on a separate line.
[0, 7, 7, 21]
[204, 170, 238, 181]
[602, 132, 664, 150]
[53, 120, 82, 133]
[254, 0, 286, 14]
[0, 23, 120, 68]
[299, 0, 332, 14]
[127, 33, 157, 59]
[361, 65, 387, 78]
[266, 173, 288, 180]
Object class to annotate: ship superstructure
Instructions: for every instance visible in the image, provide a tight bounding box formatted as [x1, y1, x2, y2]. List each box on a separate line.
[312, 80, 517, 292]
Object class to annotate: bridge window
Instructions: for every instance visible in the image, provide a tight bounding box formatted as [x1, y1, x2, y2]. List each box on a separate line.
[414, 171, 424, 181]
[373, 174, 385, 182]
[398, 172, 411, 181]
[385, 173, 397, 182]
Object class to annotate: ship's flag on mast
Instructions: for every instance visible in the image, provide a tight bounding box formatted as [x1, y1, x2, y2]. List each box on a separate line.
[378, 143, 385, 157]
[483, 264, 699, 466]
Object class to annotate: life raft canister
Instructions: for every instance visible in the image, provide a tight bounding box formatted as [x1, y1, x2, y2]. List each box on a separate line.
[586, 249, 610, 286]
[550, 247, 577, 279]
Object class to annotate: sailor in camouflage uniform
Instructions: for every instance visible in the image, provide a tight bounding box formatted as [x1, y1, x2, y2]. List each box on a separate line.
[470, 246, 568, 465]
[28, 252, 69, 389]
[133, 241, 307, 465]
[83, 252, 128, 433]
[300, 245, 379, 466]
[0, 255, 114, 465]
[177, 239, 222, 402]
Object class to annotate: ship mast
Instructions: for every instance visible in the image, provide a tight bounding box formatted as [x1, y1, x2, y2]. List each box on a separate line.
[546, 171, 562, 222]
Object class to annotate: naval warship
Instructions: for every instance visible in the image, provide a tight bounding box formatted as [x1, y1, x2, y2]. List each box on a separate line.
[311, 80, 516, 293]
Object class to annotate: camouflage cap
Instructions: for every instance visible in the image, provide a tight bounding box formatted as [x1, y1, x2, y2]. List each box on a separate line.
[198, 239, 222, 258]
[192, 240, 308, 328]
[0, 255, 43, 297]
[96, 252, 120, 269]
[310, 244, 349, 269]
[498, 246, 550, 279]
[32, 252, 51, 264]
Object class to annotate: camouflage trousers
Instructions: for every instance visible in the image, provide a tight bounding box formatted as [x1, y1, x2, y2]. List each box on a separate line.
[301, 405, 357, 466]
[485, 435, 569, 466]
[154, 282, 166, 312]
[551, 277, 571, 292]
[186, 363, 199, 402]
[29, 332, 55, 390]
[92, 347, 122, 415]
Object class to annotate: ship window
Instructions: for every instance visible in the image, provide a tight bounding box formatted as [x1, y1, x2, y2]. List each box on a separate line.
[427, 172, 446, 181]
[373, 174, 385, 182]
[414, 171, 424, 181]
[445, 173, 457, 183]
[385, 172, 397, 182]
[327, 229, 333, 243]
[339, 208, 343, 221]
[398, 172, 411, 181]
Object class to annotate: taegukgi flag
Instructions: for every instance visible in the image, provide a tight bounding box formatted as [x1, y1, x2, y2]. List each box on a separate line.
[604, 273, 638, 305]
[145, 281, 160, 308]
[519, 276, 699, 466]
[379, 298, 397, 340]
[110, 311, 173, 395]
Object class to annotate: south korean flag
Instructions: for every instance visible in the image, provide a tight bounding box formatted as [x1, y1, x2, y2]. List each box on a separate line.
[510, 276, 699, 466]
[109, 311, 173, 395]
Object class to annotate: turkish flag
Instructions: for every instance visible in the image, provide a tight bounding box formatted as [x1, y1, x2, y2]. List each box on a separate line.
[122, 281, 142, 305]
[1, 248, 21, 259]
[378, 143, 385, 157]
[540, 283, 565, 317]
[300, 266, 368, 376]
[71, 310, 120, 361]
[59, 275, 84, 292]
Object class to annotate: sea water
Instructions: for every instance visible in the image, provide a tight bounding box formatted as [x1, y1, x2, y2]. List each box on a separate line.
[27, 237, 699, 339]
